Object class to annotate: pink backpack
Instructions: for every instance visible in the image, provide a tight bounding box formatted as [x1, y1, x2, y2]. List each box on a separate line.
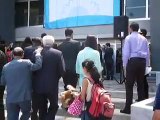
[68, 96, 84, 116]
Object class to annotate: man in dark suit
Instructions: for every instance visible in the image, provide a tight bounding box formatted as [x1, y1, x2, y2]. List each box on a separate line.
[33, 35, 65, 120]
[58, 28, 80, 90]
[104, 43, 114, 80]
[24, 37, 43, 120]
[139, 29, 150, 100]
[24, 37, 42, 62]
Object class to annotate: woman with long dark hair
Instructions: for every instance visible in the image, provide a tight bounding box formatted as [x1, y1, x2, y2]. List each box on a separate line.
[80, 59, 102, 120]
[76, 35, 102, 88]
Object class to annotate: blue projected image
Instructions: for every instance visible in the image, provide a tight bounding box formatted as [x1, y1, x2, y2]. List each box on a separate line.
[44, 0, 120, 29]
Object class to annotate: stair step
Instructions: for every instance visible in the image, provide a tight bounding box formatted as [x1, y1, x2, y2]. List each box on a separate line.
[112, 109, 130, 120]
[109, 90, 156, 99]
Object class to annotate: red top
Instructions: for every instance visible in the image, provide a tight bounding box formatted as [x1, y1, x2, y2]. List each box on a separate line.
[6, 50, 12, 62]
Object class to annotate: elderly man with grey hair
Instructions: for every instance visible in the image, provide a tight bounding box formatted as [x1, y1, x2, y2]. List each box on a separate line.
[32, 35, 65, 120]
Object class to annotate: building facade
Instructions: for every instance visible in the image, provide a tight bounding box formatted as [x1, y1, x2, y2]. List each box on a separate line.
[14, 0, 151, 41]
[1, 0, 160, 70]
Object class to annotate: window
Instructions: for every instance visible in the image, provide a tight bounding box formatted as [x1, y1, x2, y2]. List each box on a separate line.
[126, 7, 146, 18]
[15, 0, 44, 27]
[29, 1, 44, 26]
[126, 0, 146, 7]
[126, 0, 146, 18]
[148, 0, 151, 17]
[15, 2, 28, 27]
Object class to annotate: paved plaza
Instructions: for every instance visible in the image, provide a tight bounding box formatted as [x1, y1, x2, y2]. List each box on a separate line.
[56, 76, 156, 120]
[4, 76, 156, 120]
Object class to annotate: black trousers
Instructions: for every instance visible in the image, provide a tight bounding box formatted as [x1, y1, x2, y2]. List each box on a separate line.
[31, 92, 48, 120]
[63, 70, 78, 90]
[144, 75, 149, 99]
[32, 92, 59, 120]
[105, 62, 114, 80]
[124, 58, 146, 111]
[136, 75, 149, 101]
[0, 86, 5, 120]
[31, 92, 38, 120]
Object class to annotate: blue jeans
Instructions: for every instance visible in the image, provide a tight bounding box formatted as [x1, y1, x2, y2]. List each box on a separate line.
[6, 100, 31, 120]
[81, 111, 90, 120]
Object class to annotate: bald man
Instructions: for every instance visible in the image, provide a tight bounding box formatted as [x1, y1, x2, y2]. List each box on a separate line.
[0, 47, 42, 120]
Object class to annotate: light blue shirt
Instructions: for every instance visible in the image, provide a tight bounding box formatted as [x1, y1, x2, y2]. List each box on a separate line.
[122, 32, 150, 67]
[76, 47, 102, 87]
[1, 55, 42, 103]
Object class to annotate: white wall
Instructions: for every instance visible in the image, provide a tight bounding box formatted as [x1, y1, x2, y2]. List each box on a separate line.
[15, 19, 150, 41]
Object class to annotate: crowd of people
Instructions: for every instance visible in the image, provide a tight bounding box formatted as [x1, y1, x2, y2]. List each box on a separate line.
[0, 22, 159, 120]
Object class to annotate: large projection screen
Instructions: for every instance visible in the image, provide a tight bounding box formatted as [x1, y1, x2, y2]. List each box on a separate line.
[44, 0, 120, 29]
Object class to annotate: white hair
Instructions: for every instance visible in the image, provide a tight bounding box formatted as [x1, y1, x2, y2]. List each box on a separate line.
[42, 35, 55, 46]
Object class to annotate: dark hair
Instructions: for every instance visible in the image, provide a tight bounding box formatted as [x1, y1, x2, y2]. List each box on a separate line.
[13, 47, 24, 57]
[32, 37, 42, 46]
[130, 22, 139, 32]
[53, 43, 58, 49]
[41, 33, 47, 38]
[65, 28, 73, 37]
[97, 44, 101, 49]
[82, 59, 102, 86]
[85, 35, 97, 50]
[24, 37, 32, 44]
[140, 29, 147, 37]
[6, 43, 14, 51]
[106, 43, 110, 47]
[21, 37, 32, 49]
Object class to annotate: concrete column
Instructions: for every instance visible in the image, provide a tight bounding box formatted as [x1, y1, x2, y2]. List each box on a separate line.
[150, 0, 160, 70]
[0, 0, 15, 42]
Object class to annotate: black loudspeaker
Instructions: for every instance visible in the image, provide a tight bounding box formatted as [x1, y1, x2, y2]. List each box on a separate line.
[114, 16, 129, 39]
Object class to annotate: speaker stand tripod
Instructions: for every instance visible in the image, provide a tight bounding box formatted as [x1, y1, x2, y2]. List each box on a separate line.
[114, 38, 126, 84]
[111, 67, 125, 84]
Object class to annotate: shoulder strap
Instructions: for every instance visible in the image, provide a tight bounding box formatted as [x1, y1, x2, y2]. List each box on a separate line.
[87, 77, 95, 84]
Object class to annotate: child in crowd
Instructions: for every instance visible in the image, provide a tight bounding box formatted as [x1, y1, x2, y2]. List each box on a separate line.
[80, 59, 103, 120]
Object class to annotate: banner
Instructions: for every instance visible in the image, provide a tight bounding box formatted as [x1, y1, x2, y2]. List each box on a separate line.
[44, 0, 120, 29]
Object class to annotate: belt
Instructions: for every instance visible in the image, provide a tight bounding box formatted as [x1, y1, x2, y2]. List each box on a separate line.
[130, 57, 145, 60]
